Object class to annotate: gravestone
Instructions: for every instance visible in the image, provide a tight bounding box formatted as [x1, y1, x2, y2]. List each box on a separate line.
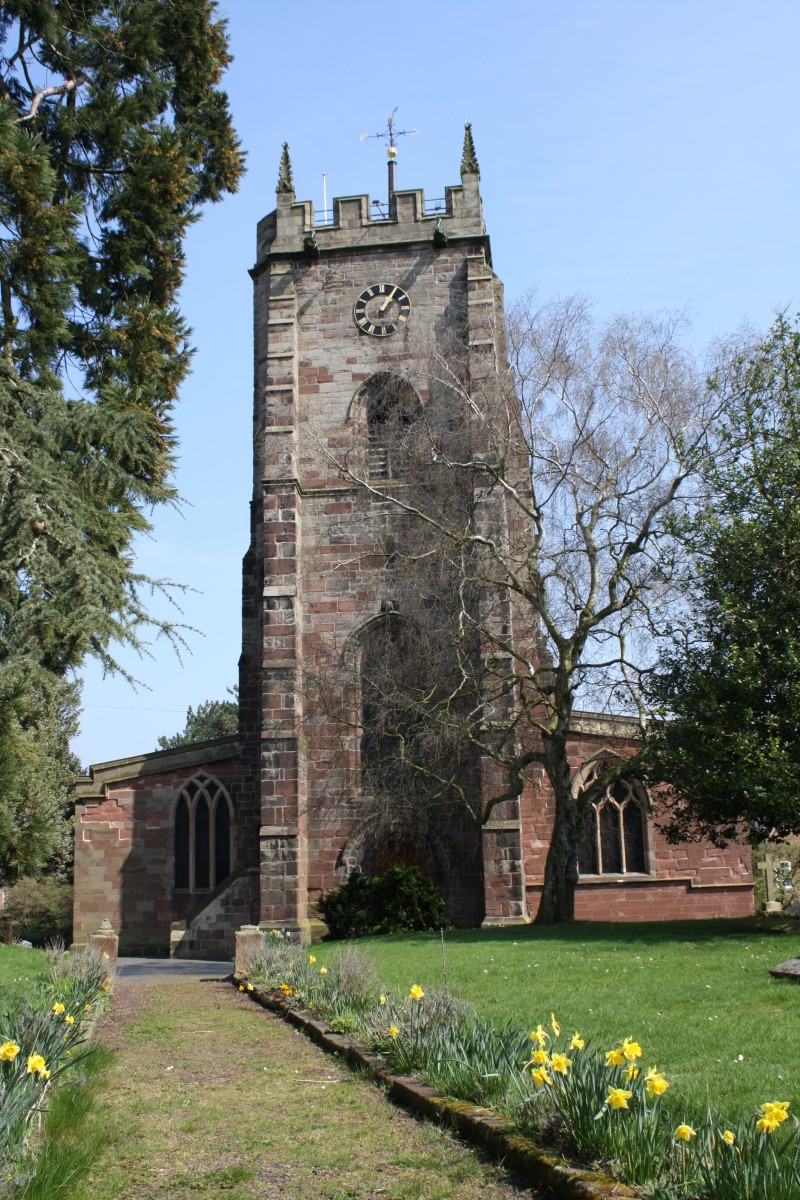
[769, 957, 800, 981]
[757, 854, 783, 914]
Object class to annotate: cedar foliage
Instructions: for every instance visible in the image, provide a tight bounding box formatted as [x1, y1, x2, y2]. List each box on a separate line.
[0, 2, 244, 875]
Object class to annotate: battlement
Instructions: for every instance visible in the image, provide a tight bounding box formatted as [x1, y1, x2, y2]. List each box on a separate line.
[256, 128, 485, 265]
[257, 180, 483, 264]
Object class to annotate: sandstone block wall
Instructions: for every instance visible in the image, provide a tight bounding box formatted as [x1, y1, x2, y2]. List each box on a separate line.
[520, 718, 754, 922]
[73, 739, 258, 955]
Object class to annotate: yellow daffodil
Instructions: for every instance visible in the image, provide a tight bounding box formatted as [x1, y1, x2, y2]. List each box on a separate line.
[409, 985, 424, 1001]
[644, 1068, 669, 1098]
[622, 1037, 642, 1062]
[675, 1124, 697, 1142]
[756, 1115, 781, 1134]
[102, 984, 109, 992]
[280, 984, 293, 996]
[52, 1002, 65, 1015]
[26, 1053, 47, 1077]
[532, 1067, 553, 1087]
[0, 1041, 20, 1061]
[551, 1053, 571, 1075]
[389, 1026, 399, 1038]
[606, 1087, 633, 1110]
[246, 984, 253, 992]
[605, 1048, 625, 1068]
[379, 994, 387, 1005]
[625, 1064, 640, 1082]
[65, 1015, 75, 1026]
[760, 1101, 790, 1123]
[570, 1032, 585, 1051]
[531, 1023, 548, 1048]
[319, 967, 328, 975]
[722, 1130, 736, 1147]
[308, 955, 317, 964]
[85, 1004, 92, 1012]
[531, 1049, 550, 1066]
[550, 1012, 560, 1036]
[238, 985, 245, 992]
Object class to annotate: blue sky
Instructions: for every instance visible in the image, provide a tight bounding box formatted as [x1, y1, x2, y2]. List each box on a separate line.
[72, 0, 800, 767]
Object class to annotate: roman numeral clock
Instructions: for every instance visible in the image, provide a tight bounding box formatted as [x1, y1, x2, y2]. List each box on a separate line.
[353, 282, 412, 336]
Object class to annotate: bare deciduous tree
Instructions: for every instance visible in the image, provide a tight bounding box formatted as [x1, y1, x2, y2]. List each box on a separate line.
[304, 294, 722, 923]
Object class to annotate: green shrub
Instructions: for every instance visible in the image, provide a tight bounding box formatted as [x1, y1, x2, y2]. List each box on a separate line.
[317, 866, 447, 939]
[3, 878, 72, 946]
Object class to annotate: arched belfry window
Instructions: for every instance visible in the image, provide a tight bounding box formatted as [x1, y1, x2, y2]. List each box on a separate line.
[173, 775, 233, 891]
[578, 767, 649, 876]
[359, 373, 422, 480]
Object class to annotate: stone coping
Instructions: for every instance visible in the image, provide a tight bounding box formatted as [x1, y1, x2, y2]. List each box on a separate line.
[234, 977, 636, 1200]
[76, 735, 239, 795]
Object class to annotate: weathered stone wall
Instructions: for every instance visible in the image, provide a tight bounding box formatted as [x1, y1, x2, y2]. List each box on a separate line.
[240, 164, 510, 929]
[73, 739, 258, 955]
[520, 717, 754, 922]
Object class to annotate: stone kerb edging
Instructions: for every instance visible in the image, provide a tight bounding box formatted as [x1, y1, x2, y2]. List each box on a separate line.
[233, 977, 637, 1200]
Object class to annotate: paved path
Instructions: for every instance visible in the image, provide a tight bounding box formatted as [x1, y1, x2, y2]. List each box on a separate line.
[72, 976, 540, 1200]
[116, 956, 233, 980]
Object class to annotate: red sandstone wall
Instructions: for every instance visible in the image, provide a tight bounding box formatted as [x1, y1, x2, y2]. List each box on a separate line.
[520, 730, 754, 923]
[74, 755, 253, 955]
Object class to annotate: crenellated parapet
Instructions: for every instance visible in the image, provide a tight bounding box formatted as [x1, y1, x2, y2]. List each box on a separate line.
[256, 129, 485, 264]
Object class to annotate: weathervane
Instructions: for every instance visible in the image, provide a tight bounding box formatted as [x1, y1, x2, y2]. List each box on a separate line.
[360, 107, 419, 210]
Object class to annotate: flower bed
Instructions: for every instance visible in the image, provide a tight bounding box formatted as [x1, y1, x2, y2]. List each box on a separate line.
[242, 932, 800, 1200]
[0, 944, 111, 1195]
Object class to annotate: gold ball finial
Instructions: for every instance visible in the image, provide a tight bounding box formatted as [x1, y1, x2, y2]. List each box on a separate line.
[387, 146, 397, 160]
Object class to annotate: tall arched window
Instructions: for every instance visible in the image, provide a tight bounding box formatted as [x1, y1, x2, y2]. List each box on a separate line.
[578, 770, 649, 876]
[358, 373, 421, 480]
[173, 775, 234, 891]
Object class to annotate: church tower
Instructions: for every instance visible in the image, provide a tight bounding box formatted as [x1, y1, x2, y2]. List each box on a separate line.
[238, 127, 529, 939]
[71, 129, 756, 958]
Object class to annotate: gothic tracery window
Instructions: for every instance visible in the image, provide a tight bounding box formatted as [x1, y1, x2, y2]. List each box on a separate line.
[360, 373, 422, 480]
[173, 775, 233, 891]
[578, 771, 649, 876]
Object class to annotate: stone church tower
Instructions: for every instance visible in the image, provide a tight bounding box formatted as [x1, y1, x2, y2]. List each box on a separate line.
[72, 129, 753, 958]
[239, 127, 528, 938]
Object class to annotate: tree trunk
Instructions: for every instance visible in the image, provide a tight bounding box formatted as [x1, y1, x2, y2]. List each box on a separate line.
[534, 732, 581, 923]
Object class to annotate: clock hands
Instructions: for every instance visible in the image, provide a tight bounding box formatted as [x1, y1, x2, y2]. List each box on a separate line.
[379, 286, 398, 314]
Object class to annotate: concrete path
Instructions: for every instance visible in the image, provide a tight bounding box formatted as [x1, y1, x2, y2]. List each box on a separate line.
[116, 956, 233, 980]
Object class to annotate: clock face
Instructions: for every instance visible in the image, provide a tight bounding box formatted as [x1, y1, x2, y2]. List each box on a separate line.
[353, 283, 411, 337]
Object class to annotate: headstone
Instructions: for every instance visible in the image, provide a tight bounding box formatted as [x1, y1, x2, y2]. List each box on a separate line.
[757, 855, 783, 914]
[769, 958, 800, 981]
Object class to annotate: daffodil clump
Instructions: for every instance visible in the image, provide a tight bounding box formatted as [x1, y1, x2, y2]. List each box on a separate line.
[243, 936, 381, 1029]
[240, 940, 798, 1200]
[0, 946, 112, 1171]
[517, 1018, 799, 1200]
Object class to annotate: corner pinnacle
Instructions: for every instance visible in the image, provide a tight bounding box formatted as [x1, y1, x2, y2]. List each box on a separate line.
[276, 142, 294, 195]
[460, 123, 480, 176]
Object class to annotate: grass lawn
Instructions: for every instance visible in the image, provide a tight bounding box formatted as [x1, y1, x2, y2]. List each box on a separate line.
[0, 942, 49, 992]
[317, 919, 799, 1122]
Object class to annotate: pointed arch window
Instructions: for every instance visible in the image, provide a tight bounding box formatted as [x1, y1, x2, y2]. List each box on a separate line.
[173, 775, 234, 891]
[578, 771, 649, 876]
[359, 373, 422, 480]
